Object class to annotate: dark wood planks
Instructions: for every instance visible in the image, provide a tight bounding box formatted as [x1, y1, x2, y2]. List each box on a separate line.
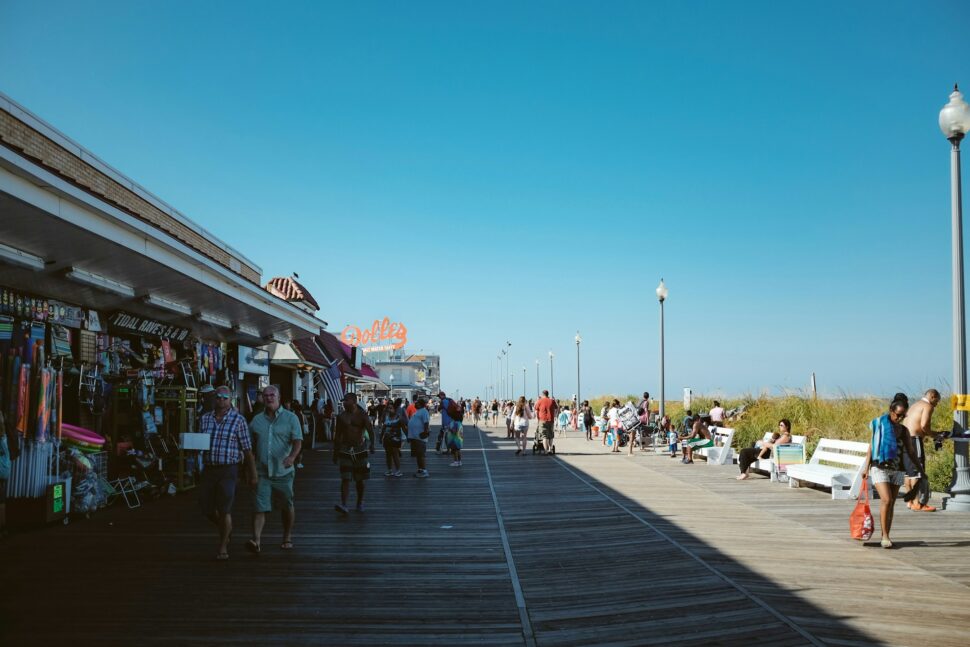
[0, 424, 526, 646]
[2, 418, 968, 646]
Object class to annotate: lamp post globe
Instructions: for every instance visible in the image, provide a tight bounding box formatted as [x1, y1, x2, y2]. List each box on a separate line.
[940, 85, 970, 141]
[940, 85, 970, 512]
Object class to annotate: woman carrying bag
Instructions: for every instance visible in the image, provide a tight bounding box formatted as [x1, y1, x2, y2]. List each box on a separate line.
[861, 397, 921, 548]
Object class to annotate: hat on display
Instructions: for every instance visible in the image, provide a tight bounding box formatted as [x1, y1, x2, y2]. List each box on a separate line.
[200, 384, 215, 394]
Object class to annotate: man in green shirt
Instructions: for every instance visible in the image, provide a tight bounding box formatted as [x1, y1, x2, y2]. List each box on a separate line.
[246, 385, 302, 552]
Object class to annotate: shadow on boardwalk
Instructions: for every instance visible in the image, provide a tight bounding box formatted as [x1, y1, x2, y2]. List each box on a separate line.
[0, 423, 897, 646]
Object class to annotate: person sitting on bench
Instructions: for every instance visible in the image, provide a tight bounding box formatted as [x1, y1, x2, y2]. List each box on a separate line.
[681, 415, 712, 464]
[737, 419, 792, 480]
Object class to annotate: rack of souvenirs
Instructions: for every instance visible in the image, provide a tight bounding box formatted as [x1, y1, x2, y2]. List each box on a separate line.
[1, 286, 235, 526]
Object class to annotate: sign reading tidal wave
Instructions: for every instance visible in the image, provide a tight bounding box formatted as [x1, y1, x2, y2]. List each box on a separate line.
[341, 317, 408, 353]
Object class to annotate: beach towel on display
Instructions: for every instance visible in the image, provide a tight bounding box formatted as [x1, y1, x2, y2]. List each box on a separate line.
[0, 315, 13, 341]
[16, 363, 29, 434]
[50, 324, 72, 358]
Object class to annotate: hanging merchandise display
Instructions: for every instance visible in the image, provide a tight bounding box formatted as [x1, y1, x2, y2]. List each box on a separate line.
[0, 283, 242, 527]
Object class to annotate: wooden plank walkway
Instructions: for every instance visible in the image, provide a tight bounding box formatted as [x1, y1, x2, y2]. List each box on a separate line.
[1, 420, 968, 645]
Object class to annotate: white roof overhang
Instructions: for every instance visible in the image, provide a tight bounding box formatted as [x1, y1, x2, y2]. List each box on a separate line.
[0, 149, 323, 344]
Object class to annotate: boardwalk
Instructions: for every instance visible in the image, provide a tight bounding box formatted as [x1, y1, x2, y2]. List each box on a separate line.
[2, 421, 969, 646]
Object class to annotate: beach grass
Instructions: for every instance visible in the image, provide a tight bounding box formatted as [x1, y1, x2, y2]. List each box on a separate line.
[586, 393, 956, 493]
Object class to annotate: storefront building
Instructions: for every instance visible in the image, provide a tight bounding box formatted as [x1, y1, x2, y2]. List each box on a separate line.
[0, 93, 324, 525]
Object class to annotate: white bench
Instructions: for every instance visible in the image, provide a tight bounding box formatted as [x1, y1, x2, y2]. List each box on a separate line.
[750, 432, 807, 480]
[785, 438, 869, 500]
[695, 426, 736, 465]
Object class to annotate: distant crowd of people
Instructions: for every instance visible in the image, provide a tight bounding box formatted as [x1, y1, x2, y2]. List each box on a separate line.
[190, 378, 949, 560]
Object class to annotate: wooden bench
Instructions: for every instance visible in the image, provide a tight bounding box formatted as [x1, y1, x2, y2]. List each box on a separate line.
[695, 426, 736, 465]
[750, 432, 807, 481]
[785, 438, 869, 499]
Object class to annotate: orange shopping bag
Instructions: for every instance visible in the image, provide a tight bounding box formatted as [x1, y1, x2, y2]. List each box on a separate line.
[849, 476, 874, 541]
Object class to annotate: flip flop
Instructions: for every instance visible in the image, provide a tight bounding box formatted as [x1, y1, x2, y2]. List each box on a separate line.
[216, 552, 229, 561]
[281, 541, 294, 550]
[245, 539, 261, 554]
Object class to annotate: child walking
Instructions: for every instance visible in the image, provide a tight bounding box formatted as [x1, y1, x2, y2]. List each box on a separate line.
[447, 423, 464, 467]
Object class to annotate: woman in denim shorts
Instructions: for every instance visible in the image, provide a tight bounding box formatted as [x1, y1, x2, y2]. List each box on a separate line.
[864, 398, 920, 549]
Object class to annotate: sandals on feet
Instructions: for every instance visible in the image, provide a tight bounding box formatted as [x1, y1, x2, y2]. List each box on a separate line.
[216, 552, 230, 561]
[281, 540, 294, 550]
[245, 539, 261, 554]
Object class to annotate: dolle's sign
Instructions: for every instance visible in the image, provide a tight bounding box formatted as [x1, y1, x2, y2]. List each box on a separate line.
[341, 317, 408, 352]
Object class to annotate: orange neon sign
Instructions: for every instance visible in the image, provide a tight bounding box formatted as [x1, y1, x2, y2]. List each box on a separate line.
[341, 317, 408, 350]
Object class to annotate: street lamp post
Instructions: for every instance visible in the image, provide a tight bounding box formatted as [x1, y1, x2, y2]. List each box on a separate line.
[656, 279, 668, 421]
[940, 85, 970, 511]
[505, 341, 512, 400]
[535, 359, 540, 399]
[522, 366, 526, 399]
[575, 332, 582, 430]
[511, 372, 515, 398]
[549, 351, 555, 399]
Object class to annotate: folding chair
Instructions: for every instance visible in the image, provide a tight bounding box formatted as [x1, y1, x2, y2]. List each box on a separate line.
[102, 475, 142, 509]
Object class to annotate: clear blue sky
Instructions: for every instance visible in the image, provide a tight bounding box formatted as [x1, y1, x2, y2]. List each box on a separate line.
[3, 1, 970, 400]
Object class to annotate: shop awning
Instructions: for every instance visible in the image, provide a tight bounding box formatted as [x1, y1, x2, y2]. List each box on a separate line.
[268, 342, 326, 370]
[315, 331, 361, 378]
[289, 337, 331, 369]
[0, 93, 324, 345]
[355, 363, 387, 388]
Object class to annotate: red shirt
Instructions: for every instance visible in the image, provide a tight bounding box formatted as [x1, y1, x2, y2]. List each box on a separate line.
[535, 397, 557, 422]
[406, 403, 417, 417]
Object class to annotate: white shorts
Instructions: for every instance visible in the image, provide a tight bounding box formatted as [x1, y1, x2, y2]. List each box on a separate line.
[870, 465, 905, 486]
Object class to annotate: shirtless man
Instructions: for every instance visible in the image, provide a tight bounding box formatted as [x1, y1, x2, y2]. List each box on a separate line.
[902, 388, 941, 512]
[682, 415, 713, 464]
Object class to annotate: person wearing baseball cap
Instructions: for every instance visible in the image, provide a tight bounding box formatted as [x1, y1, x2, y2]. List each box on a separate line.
[435, 392, 453, 454]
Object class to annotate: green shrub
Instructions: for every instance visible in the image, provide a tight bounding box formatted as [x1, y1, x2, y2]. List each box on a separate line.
[926, 441, 955, 493]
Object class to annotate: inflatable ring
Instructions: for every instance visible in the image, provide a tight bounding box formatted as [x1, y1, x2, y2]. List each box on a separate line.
[63, 436, 103, 450]
[62, 423, 106, 445]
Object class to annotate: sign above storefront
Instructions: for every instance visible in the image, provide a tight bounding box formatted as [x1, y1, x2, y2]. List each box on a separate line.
[341, 317, 408, 352]
[238, 344, 270, 375]
[108, 311, 191, 341]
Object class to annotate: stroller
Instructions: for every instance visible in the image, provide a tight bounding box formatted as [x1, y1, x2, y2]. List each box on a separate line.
[532, 426, 556, 455]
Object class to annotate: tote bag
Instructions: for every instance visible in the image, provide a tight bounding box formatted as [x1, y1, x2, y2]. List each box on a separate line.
[849, 476, 874, 541]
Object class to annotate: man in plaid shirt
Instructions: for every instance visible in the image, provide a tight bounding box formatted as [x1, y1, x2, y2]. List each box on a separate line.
[198, 385, 257, 560]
